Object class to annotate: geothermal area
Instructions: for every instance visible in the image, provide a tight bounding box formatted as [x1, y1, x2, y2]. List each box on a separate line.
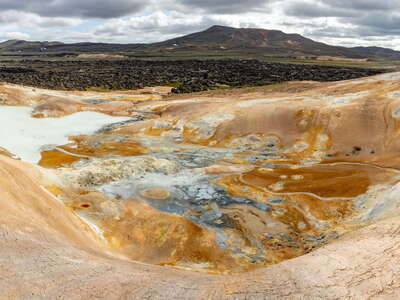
[1, 72, 400, 298]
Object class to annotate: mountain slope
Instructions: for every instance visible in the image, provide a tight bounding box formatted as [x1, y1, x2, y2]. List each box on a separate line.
[150, 25, 364, 58]
[0, 40, 142, 53]
[0, 39, 64, 51]
[1, 25, 398, 60]
[351, 46, 400, 60]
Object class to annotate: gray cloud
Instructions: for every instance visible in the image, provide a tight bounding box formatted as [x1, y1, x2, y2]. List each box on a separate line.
[0, 0, 399, 49]
[353, 13, 400, 35]
[284, 0, 400, 40]
[319, 0, 397, 11]
[285, 1, 356, 18]
[0, 0, 147, 18]
[177, 0, 274, 14]
[285, 0, 400, 18]
[94, 13, 260, 43]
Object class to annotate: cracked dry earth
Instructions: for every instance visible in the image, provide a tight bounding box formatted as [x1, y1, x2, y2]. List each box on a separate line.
[1, 74, 400, 298]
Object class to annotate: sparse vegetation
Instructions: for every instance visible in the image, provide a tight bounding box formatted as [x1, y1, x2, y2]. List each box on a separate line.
[159, 81, 182, 88]
[86, 86, 112, 92]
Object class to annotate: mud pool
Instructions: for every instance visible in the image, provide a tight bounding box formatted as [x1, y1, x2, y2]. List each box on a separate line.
[51, 129, 400, 272]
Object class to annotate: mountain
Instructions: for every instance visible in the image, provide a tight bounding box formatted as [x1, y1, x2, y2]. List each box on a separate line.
[42, 42, 143, 53]
[0, 25, 398, 61]
[0, 40, 142, 53]
[0, 39, 63, 51]
[350, 46, 400, 60]
[151, 25, 364, 58]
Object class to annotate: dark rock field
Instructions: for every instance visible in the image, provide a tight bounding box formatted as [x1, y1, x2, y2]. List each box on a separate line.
[0, 59, 386, 93]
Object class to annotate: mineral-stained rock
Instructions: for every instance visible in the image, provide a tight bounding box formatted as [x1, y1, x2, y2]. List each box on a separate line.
[140, 188, 171, 199]
[60, 157, 178, 188]
[0, 146, 17, 158]
[1, 72, 400, 298]
[202, 164, 255, 174]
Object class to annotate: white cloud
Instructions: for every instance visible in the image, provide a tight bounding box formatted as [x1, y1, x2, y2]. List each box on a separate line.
[1, 31, 30, 40]
[0, 0, 147, 18]
[0, 11, 81, 28]
[0, 0, 399, 50]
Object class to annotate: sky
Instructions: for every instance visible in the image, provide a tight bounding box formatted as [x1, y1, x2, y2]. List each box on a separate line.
[0, 0, 399, 50]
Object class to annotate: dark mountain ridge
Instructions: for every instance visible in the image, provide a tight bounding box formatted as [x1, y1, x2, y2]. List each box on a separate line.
[0, 39, 142, 53]
[0, 25, 398, 60]
[350, 46, 400, 60]
[153, 25, 363, 58]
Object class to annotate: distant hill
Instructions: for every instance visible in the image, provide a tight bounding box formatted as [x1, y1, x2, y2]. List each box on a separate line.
[0, 40, 142, 53]
[0, 25, 399, 61]
[350, 46, 400, 60]
[44, 42, 143, 53]
[0, 39, 63, 51]
[151, 25, 364, 58]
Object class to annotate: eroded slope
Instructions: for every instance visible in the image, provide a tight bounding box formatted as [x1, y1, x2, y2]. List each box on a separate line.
[1, 73, 400, 297]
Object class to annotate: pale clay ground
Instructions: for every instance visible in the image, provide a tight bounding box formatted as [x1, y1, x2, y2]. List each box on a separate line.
[1, 73, 400, 298]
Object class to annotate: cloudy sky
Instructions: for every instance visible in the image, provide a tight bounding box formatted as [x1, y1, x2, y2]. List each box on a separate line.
[1, 0, 399, 49]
